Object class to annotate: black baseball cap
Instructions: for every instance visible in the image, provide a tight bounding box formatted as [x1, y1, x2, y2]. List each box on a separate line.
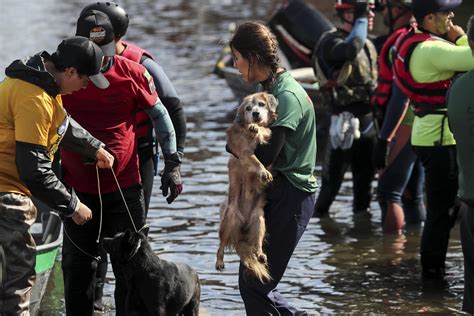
[76, 10, 116, 57]
[53, 36, 109, 89]
[413, 0, 462, 20]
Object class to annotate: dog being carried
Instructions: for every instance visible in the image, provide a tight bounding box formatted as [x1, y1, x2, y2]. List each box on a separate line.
[103, 229, 201, 316]
[215, 92, 278, 283]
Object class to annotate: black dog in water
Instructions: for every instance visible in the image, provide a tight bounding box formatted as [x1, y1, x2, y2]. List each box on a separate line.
[103, 229, 201, 315]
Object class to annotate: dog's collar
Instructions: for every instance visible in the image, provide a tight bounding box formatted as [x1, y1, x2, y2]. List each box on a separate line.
[126, 239, 142, 262]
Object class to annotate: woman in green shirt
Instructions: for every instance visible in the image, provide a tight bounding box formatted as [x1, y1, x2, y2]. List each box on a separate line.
[229, 21, 317, 315]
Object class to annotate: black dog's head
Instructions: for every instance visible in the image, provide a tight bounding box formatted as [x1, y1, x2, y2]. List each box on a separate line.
[103, 228, 201, 314]
[103, 229, 148, 263]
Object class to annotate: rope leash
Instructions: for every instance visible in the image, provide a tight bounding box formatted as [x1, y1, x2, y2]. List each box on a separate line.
[109, 167, 137, 233]
[63, 165, 146, 262]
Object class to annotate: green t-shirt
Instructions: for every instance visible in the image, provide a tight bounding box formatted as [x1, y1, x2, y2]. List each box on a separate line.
[268, 71, 318, 193]
[447, 70, 474, 201]
[409, 34, 474, 146]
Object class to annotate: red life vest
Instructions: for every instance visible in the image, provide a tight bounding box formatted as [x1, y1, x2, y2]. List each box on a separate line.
[121, 40, 155, 63]
[392, 29, 451, 115]
[61, 56, 157, 194]
[121, 41, 156, 141]
[372, 25, 414, 108]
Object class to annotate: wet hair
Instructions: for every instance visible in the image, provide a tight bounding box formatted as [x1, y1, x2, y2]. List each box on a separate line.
[229, 21, 280, 85]
[467, 15, 474, 42]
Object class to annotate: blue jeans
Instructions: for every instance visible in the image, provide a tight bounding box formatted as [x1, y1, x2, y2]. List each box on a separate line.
[239, 175, 315, 315]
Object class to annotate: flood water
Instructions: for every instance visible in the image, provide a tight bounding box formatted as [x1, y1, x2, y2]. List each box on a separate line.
[1, 0, 474, 314]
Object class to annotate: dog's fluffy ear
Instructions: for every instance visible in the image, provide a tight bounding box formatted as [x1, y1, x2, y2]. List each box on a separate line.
[266, 94, 278, 114]
[234, 103, 245, 126]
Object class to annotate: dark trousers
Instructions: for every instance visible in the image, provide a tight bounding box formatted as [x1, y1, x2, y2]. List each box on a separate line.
[315, 133, 376, 215]
[412, 145, 458, 271]
[140, 156, 155, 216]
[95, 150, 158, 300]
[94, 149, 156, 305]
[460, 201, 474, 313]
[62, 184, 145, 316]
[378, 138, 425, 223]
[239, 176, 315, 315]
[138, 143, 158, 216]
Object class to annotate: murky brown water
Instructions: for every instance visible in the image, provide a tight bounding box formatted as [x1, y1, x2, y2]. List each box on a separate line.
[1, 0, 473, 315]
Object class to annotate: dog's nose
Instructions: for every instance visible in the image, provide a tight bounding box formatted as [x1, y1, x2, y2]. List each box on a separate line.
[252, 112, 260, 119]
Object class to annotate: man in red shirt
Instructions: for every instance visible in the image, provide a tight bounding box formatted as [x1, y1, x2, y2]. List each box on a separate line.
[79, 2, 186, 215]
[60, 11, 181, 316]
[77, 3, 188, 310]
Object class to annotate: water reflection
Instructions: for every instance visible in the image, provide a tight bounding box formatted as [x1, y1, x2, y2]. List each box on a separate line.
[0, 0, 472, 315]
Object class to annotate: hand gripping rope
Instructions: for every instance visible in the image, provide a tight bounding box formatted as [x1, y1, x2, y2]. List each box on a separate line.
[63, 165, 148, 263]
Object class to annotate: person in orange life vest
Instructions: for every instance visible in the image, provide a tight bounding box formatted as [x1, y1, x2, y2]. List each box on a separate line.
[372, 0, 426, 235]
[80, 2, 186, 215]
[0, 36, 114, 316]
[60, 11, 179, 316]
[78, 2, 187, 311]
[393, 0, 474, 279]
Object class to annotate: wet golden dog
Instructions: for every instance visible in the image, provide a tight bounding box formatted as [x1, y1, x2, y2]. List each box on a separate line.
[215, 92, 278, 283]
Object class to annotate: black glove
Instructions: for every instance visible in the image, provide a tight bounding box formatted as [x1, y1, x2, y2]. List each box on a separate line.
[354, 1, 369, 19]
[160, 152, 183, 204]
[373, 138, 389, 170]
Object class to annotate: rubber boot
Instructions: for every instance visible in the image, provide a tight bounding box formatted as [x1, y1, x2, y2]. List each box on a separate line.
[383, 202, 405, 235]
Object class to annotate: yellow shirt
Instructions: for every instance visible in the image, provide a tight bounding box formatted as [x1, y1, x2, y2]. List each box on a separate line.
[0, 77, 68, 195]
[409, 34, 474, 146]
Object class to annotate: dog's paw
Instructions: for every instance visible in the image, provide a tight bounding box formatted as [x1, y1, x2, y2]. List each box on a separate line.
[215, 260, 225, 271]
[248, 124, 259, 133]
[257, 253, 267, 264]
[260, 169, 273, 184]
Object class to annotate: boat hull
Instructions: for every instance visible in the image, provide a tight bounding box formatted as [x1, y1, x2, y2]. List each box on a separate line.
[30, 238, 61, 316]
[30, 209, 62, 316]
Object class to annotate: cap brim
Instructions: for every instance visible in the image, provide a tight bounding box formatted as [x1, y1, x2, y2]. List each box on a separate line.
[89, 72, 109, 89]
[100, 40, 116, 57]
[440, 0, 462, 12]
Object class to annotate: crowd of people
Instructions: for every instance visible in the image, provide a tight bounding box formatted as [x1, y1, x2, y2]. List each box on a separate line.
[313, 0, 474, 313]
[0, 0, 474, 315]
